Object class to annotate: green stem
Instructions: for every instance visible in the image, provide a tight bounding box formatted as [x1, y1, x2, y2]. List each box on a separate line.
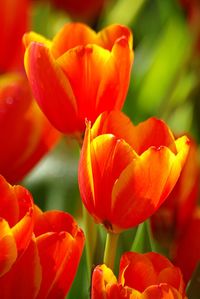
[83, 206, 98, 279]
[103, 232, 119, 270]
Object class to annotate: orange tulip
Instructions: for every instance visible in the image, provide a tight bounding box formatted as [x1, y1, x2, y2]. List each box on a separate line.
[0, 176, 85, 298]
[78, 111, 190, 233]
[0, 72, 60, 184]
[0, 175, 34, 277]
[23, 23, 133, 135]
[151, 138, 199, 246]
[0, 0, 30, 72]
[173, 207, 200, 283]
[92, 252, 187, 299]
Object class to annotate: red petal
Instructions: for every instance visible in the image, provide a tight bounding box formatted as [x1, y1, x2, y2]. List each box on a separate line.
[24, 42, 78, 134]
[51, 22, 97, 58]
[0, 238, 41, 299]
[0, 219, 17, 277]
[36, 230, 84, 299]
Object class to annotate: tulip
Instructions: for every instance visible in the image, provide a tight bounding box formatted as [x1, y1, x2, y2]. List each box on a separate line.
[92, 252, 187, 299]
[0, 176, 85, 298]
[23, 22, 133, 135]
[0, 0, 30, 72]
[0, 175, 34, 277]
[173, 207, 200, 283]
[0, 72, 60, 184]
[78, 111, 190, 233]
[151, 138, 199, 247]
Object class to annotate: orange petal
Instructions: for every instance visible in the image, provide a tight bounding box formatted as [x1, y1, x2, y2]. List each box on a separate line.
[90, 111, 135, 142]
[0, 219, 17, 277]
[0, 175, 20, 227]
[36, 230, 84, 299]
[119, 252, 185, 296]
[111, 138, 189, 231]
[0, 237, 42, 299]
[91, 264, 117, 299]
[24, 42, 78, 134]
[57, 44, 123, 125]
[23, 31, 51, 49]
[141, 284, 183, 299]
[128, 118, 177, 155]
[97, 24, 133, 51]
[11, 185, 34, 254]
[33, 210, 83, 238]
[0, 73, 59, 183]
[89, 134, 136, 229]
[51, 22, 97, 58]
[78, 121, 136, 230]
[119, 252, 157, 292]
[78, 121, 95, 217]
[0, 0, 29, 72]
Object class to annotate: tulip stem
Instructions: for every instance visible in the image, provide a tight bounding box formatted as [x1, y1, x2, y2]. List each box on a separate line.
[103, 232, 119, 270]
[83, 206, 98, 279]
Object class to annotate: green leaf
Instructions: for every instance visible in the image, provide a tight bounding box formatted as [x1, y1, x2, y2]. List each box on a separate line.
[131, 220, 155, 253]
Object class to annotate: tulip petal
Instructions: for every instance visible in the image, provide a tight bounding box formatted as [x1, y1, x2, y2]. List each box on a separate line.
[90, 111, 135, 141]
[78, 121, 95, 216]
[0, 176, 20, 227]
[11, 185, 34, 254]
[91, 265, 117, 299]
[23, 31, 51, 49]
[0, 238, 42, 299]
[51, 22, 97, 58]
[141, 284, 183, 299]
[119, 252, 185, 296]
[111, 137, 189, 230]
[90, 134, 137, 229]
[57, 44, 121, 124]
[97, 24, 133, 51]
[0, 219, 17, 277]
[24, 42, 78, 133]
[128, 118, 177, 155]
[119, 252, 157, 292]
[33, 211, 84, 299]
[36, 231, 84, 299]
[94, 37, 133, 113]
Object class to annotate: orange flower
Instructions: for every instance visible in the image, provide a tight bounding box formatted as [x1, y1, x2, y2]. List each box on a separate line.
[92, 252, 187, 299]
[78, 111, 190, 233]
[0, 176, 85, 298]
[0, 175, 34, 277]
[151, 138, 199, 246]
[0, 73, 60, 184]
[0, 0, 30, 72]
[23, 23, 133, 135]
[173, 207, 200, 283]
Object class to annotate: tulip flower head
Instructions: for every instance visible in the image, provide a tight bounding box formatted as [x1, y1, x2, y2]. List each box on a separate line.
[92, 252, 187, 299]
[0, 72, 60, 184]
[78, 111, 190, 233]
[0, 175, 34, 277]
[23, 22, 133, 136]
[0, 176, 85, 298]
